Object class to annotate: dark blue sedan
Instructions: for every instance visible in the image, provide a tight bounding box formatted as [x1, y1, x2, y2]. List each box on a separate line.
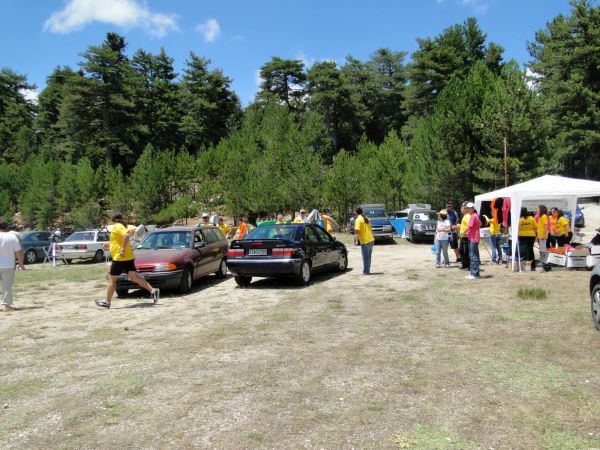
[226, 223, 348, 286]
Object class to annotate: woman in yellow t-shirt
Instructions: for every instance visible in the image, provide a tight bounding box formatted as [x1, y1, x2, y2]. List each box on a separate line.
[518, 207, 537, 270]
[536, 205, 549, 252]
[489, 216, 502, 264]
[555, 209, 571, 247]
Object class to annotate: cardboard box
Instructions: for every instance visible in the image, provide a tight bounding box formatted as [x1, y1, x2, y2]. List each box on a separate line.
[591, 245, 600, 255]
[547, 253, 566, 266]
[587, 255, 600, 268]
[568, 248, 589, 257]
[567, 256, 587, 268]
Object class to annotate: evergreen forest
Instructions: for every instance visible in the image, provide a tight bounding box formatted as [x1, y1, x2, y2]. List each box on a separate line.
[1, 0, 598, 228]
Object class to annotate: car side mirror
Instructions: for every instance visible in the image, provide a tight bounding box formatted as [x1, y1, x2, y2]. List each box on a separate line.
[194, 241, 206, 249]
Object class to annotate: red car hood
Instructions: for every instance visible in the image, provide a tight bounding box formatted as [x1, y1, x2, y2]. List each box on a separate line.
[133, 248, 190, 266]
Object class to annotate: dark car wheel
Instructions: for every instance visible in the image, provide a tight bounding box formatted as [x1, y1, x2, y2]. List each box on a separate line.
[591, 284, 600, 331]
[296, 260, 311, 286]
[93, 250, 104, 263]
[179, 267, 193, 293]
[234, 275, 252, 286]
[116, 289, 129, 297]
[25, 249, 37, 264]
[337, 252, 348, 272]
[215, 258, 227, 278]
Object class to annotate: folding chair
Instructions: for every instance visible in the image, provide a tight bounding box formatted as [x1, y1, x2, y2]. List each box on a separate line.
[42, 243, 69, 267]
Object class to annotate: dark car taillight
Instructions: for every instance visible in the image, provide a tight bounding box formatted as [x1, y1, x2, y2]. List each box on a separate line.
[272, 248, 296, 258]
[228, 249, 244, 257]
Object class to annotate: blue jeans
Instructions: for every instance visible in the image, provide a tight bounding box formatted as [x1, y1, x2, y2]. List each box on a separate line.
[435, 239, 449, 266]
[490, 234, 502, 262]
[469, 241, 480, 277]
[360, 242, 373, 274]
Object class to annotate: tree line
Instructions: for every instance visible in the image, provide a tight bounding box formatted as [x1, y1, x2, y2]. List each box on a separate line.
[0, 0, 598, 228]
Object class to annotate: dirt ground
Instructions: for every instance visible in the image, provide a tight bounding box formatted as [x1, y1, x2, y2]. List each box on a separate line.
[2, 203, 600, 449]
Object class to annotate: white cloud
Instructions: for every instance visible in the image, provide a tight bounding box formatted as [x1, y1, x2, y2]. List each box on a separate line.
[461, 0, 490, 14]
[460, 0, 490, 14]
[196, 19, 220, 43]
[436, 0, 491, 14]
[20, 88, 39, 105]
[44, 0, 178, 37]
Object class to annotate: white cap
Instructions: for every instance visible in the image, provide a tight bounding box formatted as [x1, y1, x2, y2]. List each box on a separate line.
[202, 212, 210, 218]
[300, 208, 306, 213]
[466, 202, 475, 208]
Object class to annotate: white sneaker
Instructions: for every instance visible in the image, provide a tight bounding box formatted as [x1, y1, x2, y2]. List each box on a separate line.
[436, 264, 440, 268]
[465, 275, 478, 280]
[151, 288, 160, 304]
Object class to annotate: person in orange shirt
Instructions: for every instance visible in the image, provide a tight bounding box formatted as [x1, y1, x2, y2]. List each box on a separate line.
[548, 208, 559, 248]
[233, 216, 249, 239]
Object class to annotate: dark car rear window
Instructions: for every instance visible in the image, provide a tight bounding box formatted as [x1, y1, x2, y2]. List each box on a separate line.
[246, 226, 298, 241]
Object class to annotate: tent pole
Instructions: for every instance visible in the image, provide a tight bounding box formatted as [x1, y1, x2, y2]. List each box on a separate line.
[504, 137, 508, 187]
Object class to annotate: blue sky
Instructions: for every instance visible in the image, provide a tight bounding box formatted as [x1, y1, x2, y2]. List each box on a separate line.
[2, 0, 574, 105]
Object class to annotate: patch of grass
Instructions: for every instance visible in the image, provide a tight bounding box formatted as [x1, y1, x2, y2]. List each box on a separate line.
[287, 330, 315, 343]
[240, 431, 265, 444]
[391, 426, 478, 449]
[2, 378, 49, 401]
[93, 374, 147, 398]
[538, 430, 600, 449]
[328, 297, 343, 313]
[367, 397, 387, 411]
[14, 264, 106, 286]
[500, 309, 546, 322]
[517, 286, 548, 300]
[207, 328, 226, 339]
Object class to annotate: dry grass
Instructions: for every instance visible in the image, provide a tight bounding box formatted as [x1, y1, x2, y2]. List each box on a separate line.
[1, 234, 600, 449]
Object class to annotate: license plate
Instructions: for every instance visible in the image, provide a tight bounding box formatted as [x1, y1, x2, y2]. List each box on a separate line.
[248, 249, 268, 256]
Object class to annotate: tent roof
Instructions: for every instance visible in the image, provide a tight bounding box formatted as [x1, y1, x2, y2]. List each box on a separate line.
[475, 175, 600, 202]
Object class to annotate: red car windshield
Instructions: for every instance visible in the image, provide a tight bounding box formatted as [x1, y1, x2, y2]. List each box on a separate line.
[138, 231, 192, 249]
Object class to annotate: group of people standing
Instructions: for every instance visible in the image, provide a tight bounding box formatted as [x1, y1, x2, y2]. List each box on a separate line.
[516, 205, 571, 271]
[434, 200, 574, 277]
[434, 201, 482, 279]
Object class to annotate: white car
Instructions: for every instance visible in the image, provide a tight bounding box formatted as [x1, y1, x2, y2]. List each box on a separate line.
[57, 230, 110, 263]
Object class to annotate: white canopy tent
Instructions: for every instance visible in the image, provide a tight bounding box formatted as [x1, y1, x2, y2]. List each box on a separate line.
[474, 175, 600, 269]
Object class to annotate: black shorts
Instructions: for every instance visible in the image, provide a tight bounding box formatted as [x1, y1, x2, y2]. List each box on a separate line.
[109, 259, 137, 276]
[449, 233, 459, 249]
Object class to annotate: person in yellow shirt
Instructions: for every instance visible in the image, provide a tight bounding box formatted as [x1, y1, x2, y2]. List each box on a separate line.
[536, 205, 549, 252]
[293, 209, 307, 223]
[458, 202, 471, 270]
[555, 209, 571, 247]
[217, 218, 230, 237]
[276, 214, 286, 225]
[95, 213, 159, 309]
[518, 207, 537, 270]
[354, 207, 375, 275]
[489, 216, 502, 264]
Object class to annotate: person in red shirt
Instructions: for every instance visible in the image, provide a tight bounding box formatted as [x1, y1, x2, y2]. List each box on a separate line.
[465, 202, 481, 279]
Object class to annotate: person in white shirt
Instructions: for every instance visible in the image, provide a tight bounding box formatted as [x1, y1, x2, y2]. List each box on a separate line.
[434, 210, 452, 268]
[0, 220, 25, 311]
